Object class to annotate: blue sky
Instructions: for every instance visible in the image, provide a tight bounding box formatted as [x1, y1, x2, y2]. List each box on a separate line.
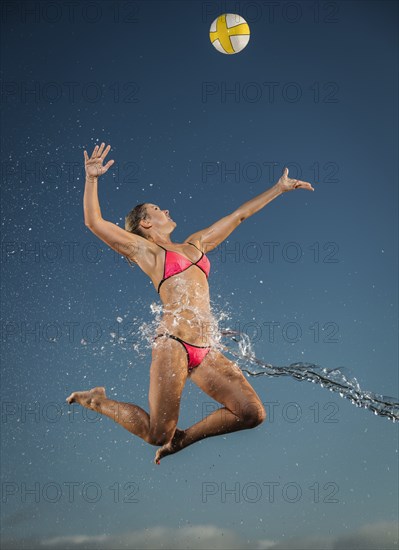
[1, 0, 398, 548]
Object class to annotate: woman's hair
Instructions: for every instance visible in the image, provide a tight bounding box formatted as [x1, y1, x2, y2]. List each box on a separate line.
[125, 203, 148, 239]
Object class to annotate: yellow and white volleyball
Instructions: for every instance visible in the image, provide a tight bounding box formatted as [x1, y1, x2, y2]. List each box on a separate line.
[209, 14, 250, 55]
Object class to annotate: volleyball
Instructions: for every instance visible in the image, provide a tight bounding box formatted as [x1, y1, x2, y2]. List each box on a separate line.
[209, 14, 250, 55]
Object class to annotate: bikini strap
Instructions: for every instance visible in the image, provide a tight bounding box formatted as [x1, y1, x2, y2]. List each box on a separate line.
[187, 242, 202, 253]
[156, 244, 168, 293]
[187, 242, 204, 263]
[157, 242, 200, 253]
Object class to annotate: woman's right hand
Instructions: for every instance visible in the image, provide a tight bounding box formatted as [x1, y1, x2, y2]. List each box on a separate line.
[276, 167, 314, 193]
[84, 143, 114, 180]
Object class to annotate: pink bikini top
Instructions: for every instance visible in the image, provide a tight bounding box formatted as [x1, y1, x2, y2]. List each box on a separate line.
[156, 242, 210, 293]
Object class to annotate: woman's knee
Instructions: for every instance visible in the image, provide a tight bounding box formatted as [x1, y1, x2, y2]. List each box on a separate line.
[240, 400, 267, 428]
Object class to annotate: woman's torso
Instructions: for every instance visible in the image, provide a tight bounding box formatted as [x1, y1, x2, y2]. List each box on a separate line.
[127, 240, 216, 345]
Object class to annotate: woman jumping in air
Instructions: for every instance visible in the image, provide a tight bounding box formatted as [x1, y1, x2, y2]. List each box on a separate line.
[66, 142, 314, 464]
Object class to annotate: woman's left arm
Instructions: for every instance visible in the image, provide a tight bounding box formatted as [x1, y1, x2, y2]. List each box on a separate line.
[184, 167, 314, 253]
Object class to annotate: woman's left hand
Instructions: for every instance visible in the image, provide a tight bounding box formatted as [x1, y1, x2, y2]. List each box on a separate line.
[276, 167, 315, 193]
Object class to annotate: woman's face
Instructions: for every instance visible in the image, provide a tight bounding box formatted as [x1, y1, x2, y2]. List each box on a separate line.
[144, 204, 176, 230]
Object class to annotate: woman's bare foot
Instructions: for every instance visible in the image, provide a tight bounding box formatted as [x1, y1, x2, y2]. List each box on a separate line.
[66, 386, 106, 410]
[154, 428, 186, 465]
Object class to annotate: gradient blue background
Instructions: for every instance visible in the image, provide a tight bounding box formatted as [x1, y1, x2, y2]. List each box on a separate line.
[1, 1, 398, 548]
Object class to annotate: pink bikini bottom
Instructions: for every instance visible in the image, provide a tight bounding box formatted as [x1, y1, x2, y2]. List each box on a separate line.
[154, 333, 211, 372]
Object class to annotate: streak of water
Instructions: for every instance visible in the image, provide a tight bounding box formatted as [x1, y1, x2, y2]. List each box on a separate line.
[219, 330, 399, 423]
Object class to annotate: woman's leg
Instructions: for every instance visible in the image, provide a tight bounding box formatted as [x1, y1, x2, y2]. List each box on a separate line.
[66, 386, 151, 441]
[66, 335, 189, 446]
[155, 349, 266, 463]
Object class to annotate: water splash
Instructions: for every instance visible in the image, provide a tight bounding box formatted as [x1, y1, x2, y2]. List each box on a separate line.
[220, 330, 399, 423]
[80, 301, 398, 423]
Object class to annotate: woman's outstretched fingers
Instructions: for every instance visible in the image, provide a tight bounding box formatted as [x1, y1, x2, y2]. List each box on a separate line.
[294, 179, 314, 191]
[301, 181, 314, 191]
[100, 144, 111, 160]
[102, 159, 115, 173]
[97, 142, 105, 157]
[90, 144, 99, 158]
[277, 169, 314, 193]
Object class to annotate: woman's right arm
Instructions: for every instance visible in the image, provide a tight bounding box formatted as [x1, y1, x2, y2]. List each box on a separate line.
[83, 143, 142, 261]
[87, 218, 144, 260]
[83, 143, 112, 226]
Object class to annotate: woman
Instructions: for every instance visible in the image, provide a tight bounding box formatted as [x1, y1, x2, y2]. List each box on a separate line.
[67, 143, 314, 465]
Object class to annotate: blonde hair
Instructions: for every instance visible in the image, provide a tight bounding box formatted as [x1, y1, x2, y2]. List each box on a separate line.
[125, 203, 148, 238]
